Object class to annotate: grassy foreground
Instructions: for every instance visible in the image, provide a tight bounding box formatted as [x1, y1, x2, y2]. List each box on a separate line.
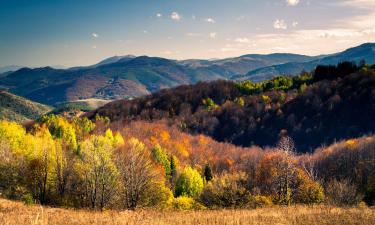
[0, 199, 374, 225]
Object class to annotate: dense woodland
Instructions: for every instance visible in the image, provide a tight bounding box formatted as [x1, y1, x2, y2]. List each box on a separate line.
[0, 62, 374, 210]
[90, 62, 375, 151]
[0, 116, 374, 210]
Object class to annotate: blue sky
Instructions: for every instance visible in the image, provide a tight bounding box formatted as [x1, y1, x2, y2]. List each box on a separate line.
[0, 0, 374, 67]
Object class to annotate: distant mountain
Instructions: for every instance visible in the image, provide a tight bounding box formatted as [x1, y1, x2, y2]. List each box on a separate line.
[236, 43, 375, 81]
[0, 91, 52, 122]
[0, 43, 374, 106]
[0, 65, 24, 75]
[181, 53, 315, 78]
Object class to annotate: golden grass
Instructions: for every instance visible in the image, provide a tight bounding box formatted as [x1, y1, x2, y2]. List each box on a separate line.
[0, 198, 374, 225]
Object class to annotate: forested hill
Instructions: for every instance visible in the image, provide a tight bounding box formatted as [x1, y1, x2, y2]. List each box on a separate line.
[0, 91, 52, 122]
[89, 63, 375, 152]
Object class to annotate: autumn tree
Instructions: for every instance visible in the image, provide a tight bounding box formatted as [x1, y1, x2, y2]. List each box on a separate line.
[75, 131, 120, 210]
[115, 138, 160, 210]
[175, 166, 204, 198]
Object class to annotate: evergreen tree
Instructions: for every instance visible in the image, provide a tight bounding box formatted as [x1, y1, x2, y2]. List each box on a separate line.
[204, 164, 213, 182]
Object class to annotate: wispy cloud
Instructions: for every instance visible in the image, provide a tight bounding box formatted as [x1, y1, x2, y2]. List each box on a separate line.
[205, 18, 215, 23]
[286, 0, 300, 6]
[186, 33, 202, 37]
[170, 12, 181, 21]
[209, 32, 217, 39]
[156, 13, 162, 18]
[92, 33, 98, 38]
[235, 38, 250, 43]
[273, 19, 288, 30]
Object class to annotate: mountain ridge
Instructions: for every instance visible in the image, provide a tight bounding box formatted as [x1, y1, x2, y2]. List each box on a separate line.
[1, 43, 374, 106]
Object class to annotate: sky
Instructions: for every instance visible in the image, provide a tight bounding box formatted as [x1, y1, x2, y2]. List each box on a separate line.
[0, 0, 375, 67]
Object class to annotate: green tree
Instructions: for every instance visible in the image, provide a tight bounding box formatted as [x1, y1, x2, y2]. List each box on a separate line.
[204, 164, 213, 182]
[175, 167, 204, 198]
[152, 144, 171, 176]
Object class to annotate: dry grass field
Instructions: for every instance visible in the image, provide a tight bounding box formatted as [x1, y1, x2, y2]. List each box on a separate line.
[0, 198, 374, 225]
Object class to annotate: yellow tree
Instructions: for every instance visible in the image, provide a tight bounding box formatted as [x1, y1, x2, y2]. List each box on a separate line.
[24, 126, 57, 204]
[75, 131, 121, 210]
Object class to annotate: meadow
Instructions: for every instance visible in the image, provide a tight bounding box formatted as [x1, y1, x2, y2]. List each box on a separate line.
[1, 198, 374, 225]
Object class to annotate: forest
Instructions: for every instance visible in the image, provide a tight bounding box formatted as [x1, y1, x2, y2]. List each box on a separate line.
[90, 62, 375, 151]
[0, 62, 374, 212]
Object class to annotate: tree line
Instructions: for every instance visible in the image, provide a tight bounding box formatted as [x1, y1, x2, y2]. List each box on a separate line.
[0, 115, 374, 210]
[89, 62, 375, 151]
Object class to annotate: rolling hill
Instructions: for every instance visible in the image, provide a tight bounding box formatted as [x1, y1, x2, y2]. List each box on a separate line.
[89, 63, 375, 152]
[0, 43, 374, 106]
[0, 91, 52, 122]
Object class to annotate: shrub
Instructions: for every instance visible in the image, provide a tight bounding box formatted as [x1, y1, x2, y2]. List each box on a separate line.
[172, 196, 205, 210]
[325, 179, 362, 206]
[22, 194, 34, 205]
[248, 195, 273, 208]
[200, 172, 251, 208]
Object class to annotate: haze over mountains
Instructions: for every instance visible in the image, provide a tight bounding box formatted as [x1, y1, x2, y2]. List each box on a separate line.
[0, 43, 374, 106]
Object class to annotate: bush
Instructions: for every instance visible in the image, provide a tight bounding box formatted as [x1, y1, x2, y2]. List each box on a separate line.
[172, 196, 205, 210]
[248, 195, 273, 208]
[22, 194, 34, 205]
[325, 179, 362, 206]
[294, 171, 325, 204]
[200, 172, 251, 208]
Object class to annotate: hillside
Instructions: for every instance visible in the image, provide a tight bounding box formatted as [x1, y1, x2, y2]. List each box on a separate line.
[1, 43, 373, 106]
[90, 63, 375, 152]
[236, 43, 375, 81]
[0, 91, 52, 122]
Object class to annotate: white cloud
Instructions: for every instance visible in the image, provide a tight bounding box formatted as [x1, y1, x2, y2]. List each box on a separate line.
[205, 18, 215, 23]
[292, 21, 299, 27]
[156, 13, 162, 18]
[209, 32, 217, 39]
[143, 30, 148, 34]
[186, 33, 202, 37]
[273, 19, 288, 29]
[286, 0, 300, 6]
[171, 12, 181, 21]
[192, 15, 196, 20]
[235, 38, 250, 43]
[92, 33, 98, 38]
[92, 45, 97, 49]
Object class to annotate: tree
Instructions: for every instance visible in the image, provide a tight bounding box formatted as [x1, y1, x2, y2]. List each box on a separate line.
[115, 138, 160, 210]
[175, 166, 204, 198]
[169, 155, 178, 186]
[203, 164, 213, 182]
[25, 126, 57, 204]
[152, 144, 171, 176]
[75, 133, 120, 210]
[275, 136, 296, 205]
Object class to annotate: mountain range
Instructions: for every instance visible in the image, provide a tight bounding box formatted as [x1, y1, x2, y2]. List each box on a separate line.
[0, 43, 374, 106]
